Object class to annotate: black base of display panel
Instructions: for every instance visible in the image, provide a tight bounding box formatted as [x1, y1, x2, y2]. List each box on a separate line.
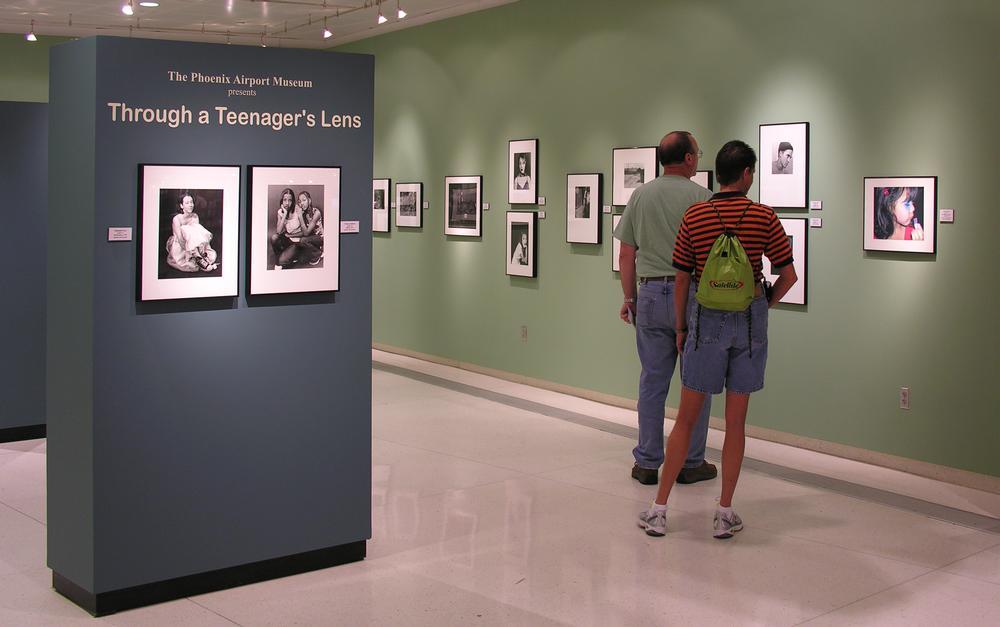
[53, 540, 367, 617]
[0, 424, 46, 443]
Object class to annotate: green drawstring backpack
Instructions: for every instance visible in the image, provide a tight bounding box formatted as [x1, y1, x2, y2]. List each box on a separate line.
[695, 201, 755, 312]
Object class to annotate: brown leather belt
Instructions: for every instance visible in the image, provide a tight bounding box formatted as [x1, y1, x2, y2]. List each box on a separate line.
[639, 276, 676, 284]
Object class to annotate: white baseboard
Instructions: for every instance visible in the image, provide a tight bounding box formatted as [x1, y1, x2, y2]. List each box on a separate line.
[373, 342, 1000, 498]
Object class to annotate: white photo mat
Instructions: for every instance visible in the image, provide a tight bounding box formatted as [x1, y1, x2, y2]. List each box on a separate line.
[612, 214, 622, 272]
[566, 173, 601, 244]
[691, 170, 714, 191]
[759, 122, 808, 209]
[248, 166, 340, 295]
[395, 182, 423, 228]
[139, 164, 240, 301]
[612, 146, 657, 206]
[762, 217, 807, 305]
[373, 178, 390, 233]
[508, 139, 538, 205]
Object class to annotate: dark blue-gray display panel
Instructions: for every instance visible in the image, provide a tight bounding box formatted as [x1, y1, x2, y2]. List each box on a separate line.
[48, 36, 373, 606]
[0, 101, 47, 439]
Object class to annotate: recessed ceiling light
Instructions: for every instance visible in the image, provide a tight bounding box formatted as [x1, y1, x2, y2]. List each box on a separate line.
[139, 2, 160, 7]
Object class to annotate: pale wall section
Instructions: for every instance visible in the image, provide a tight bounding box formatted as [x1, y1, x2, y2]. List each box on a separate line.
[340, 0, 999, 477]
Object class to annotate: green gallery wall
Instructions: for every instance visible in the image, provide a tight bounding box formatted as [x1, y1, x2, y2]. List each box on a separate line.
[339, 0, 998, 479]
[1, 0, 997, 479]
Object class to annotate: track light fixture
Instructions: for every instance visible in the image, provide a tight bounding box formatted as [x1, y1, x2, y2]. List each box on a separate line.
[323, 16, 332, 39]
[377, 1, 388, 24]
[397, 1, 407, 19]
[122, 1, 134, 16]
[26, 20, 37, 42]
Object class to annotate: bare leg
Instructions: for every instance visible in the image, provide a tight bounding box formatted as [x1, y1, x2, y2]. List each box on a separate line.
[720, 392, 750, 508]
[654, 386, 707, 505]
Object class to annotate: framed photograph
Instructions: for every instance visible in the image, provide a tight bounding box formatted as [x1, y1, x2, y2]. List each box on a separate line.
[691, 170, 714, 191]
[373, 178, 390, 233]
[863, 176, 937, 254]
[759, 122, 809, 208]
[612, 146, 657, 206]
[612, 214, 623, 272]
[138, 164, 240, 301]
[762, 217, 807, 305]
[508, 139, 538, 205]
[444, 175, 482, 237]
[506, 211, 537, 278]
[248, 166, 340, 295]
[566, 173, 602, 244]
[395, 182, 423, 228]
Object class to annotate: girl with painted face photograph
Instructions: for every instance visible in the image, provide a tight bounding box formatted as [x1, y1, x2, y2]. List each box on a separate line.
[874, 186, 924, 241]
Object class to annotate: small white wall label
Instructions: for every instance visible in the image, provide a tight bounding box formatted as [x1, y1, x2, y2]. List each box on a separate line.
[809, 200, 823, 210]
[538, 196, 546, 206]
[483, 202, 490, 211]
[809, 217, 823, 228]
[538, 211, 546, 219]
[603, 205, 612, 214]
[108, 227, 132, 241]
[940, 209, 955, 223]
[340, 220, 360, 233]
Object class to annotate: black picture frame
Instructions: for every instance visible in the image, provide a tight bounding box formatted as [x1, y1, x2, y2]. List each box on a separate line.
[373, 177, 391, 233]
[759, 121, 809, 209]
[137, 163, 241, 301]
[566, 172, 602, 244]
[444, 175, 483, 237]
[506, 210, 538, 278]
[508, 138, 538, 205]
[395, 181, 423, 229]
[612, 146, 658, 206]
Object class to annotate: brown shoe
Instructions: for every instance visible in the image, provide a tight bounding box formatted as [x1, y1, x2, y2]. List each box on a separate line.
[631, 463, 658, 485]
[676, 461, 718, 484]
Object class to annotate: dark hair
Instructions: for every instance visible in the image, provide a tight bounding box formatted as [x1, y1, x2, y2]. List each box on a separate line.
[874, 187, 920, 239]
[176, 191, 194, 212]
[777, 141, 793, 153]
[658, 131, 695, 166]
[279, 187, 295, 204]
[715, 140, 757, 185]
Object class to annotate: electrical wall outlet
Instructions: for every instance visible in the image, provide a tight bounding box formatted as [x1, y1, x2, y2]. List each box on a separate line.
[899, 386, 910, 410]
[520, 325, 528, 342]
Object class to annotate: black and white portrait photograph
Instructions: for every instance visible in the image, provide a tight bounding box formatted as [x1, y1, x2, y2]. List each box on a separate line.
[759, 122, 809, 208]
[508, 139, 538, 204]
[138, 164, 240, 301]
[566, 173, 602, 244]
[612, 213, 623, 272]
[612, 146, 657, 206]
[762, 218, 807, 305]
[506, 211, 537, 278]
[863, 176, 937, 254]
[157, 188, 223, 279]
[395, 182, 423, 228]
[373, 178, 390, 233]
[691, 170, 714, 191]
[445, 175, 482, 237]
[265, 184, 326, 270]
[248, 166, 341, 295]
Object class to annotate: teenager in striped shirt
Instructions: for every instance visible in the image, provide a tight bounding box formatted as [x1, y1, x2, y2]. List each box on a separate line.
[638, 140, 797, 539]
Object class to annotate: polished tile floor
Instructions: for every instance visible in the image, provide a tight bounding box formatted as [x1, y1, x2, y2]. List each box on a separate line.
[1, 355, 999, 625]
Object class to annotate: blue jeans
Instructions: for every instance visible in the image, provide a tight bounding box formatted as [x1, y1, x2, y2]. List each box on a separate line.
[633, 280, 712, 470]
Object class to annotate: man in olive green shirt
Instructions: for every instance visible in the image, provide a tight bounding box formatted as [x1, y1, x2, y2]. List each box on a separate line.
[614, 131, 716, 486]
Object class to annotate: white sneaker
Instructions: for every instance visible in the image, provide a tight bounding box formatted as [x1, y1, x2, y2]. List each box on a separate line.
[713, 509, 743, 539]
[637, 508, 667, 537]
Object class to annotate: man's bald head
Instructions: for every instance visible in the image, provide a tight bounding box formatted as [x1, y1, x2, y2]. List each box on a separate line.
[658, 131, 696, 167]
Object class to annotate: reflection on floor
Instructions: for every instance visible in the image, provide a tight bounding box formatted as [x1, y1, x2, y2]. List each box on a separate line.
[1, 352, 998, 625]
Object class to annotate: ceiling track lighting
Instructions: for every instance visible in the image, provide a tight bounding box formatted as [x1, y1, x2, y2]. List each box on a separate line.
[397, 0, 407, 19]
[122, 1, 134, 17]
[26, 20, 37, 42]
[377, 0, 388, 24]
[323, 16, 332, 39]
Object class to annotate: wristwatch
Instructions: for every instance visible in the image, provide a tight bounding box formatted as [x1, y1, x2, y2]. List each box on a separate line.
[623, 298, 635, 304]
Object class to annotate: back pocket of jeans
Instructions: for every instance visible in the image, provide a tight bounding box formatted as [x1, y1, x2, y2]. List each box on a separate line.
[692, 307, 726, 344]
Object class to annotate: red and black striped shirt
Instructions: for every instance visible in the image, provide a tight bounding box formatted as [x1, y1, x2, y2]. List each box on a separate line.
[672, 192, 793, 282]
